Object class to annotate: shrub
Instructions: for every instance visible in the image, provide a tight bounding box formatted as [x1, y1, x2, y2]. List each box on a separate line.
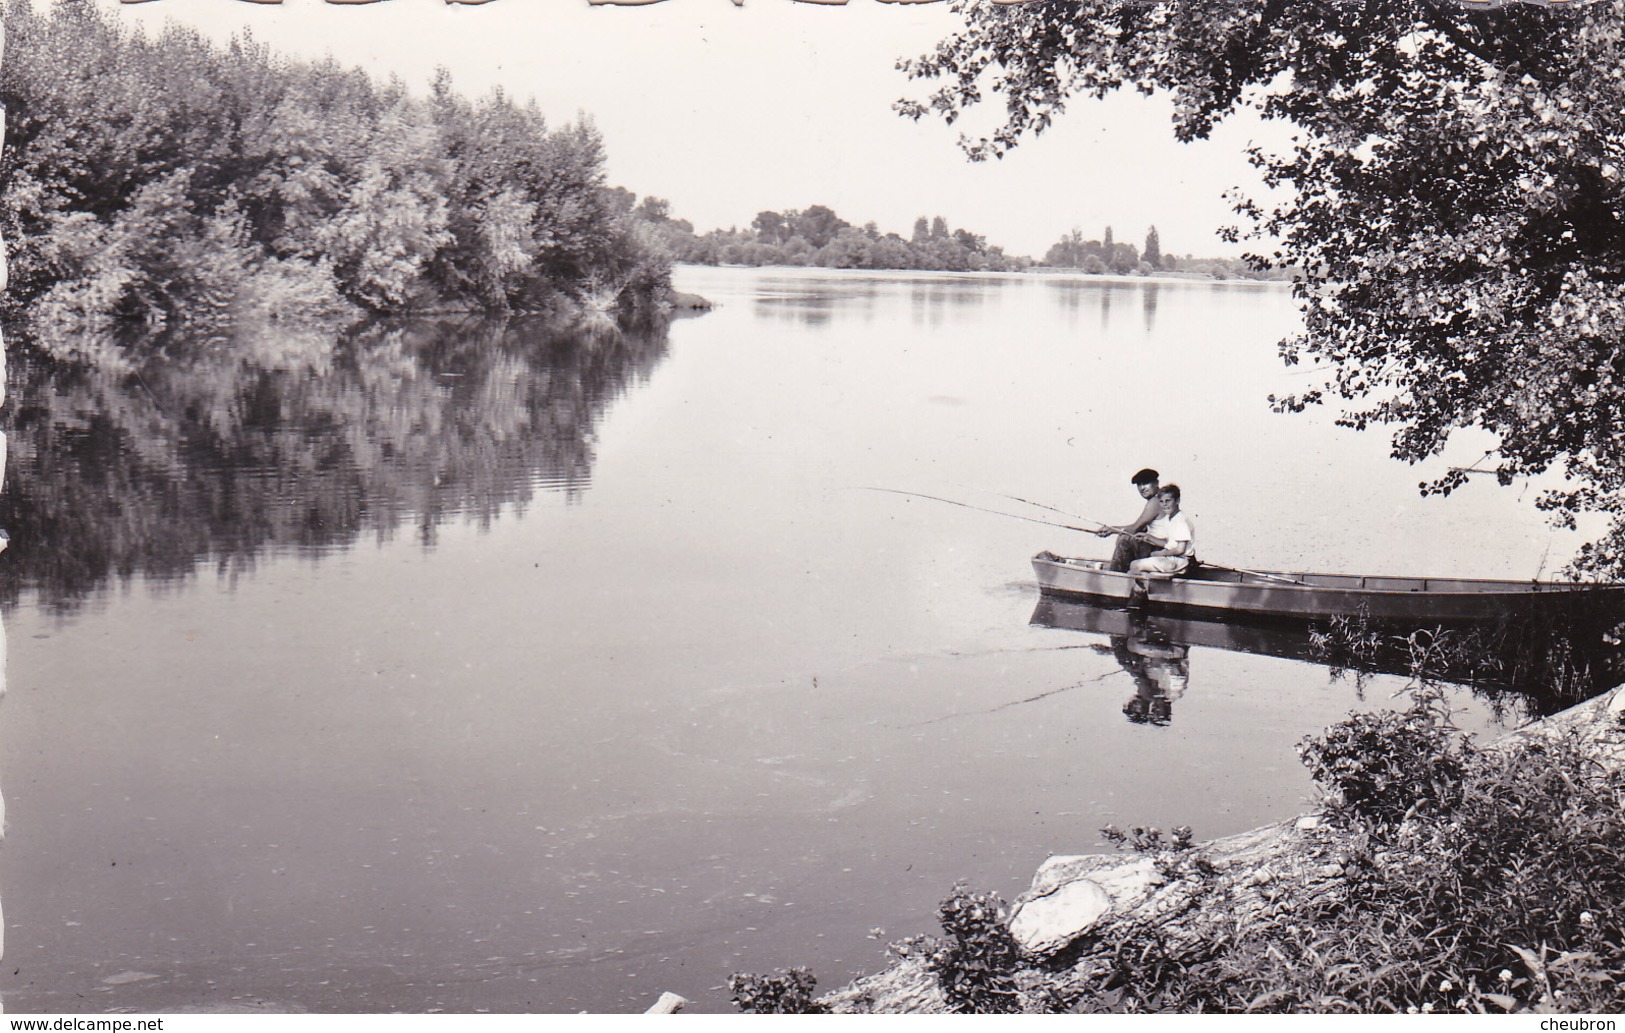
[928, 883, 1024, 1013]
[1296, 687, 1469, 825]
[727, 967, 826, 1014]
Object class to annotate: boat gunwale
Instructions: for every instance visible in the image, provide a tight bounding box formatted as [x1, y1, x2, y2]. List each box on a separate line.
[1032, 555, 1624, 598]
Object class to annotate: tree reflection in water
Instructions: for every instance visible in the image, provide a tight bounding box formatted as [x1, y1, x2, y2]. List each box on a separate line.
[0, 314, 671, 613]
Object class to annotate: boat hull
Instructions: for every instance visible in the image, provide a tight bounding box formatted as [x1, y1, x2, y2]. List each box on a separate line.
[1032, 555, 1625, 625]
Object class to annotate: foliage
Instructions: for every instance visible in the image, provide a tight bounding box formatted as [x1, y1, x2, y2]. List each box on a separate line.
[1296, 688, 1469, 825]
[727, 967, 827, 1014]
[645, 202, 1029, 273]
[1059, 694, 1625, 1013]
[1305, 611, 1625, 715]
[1101, 823, 1195, 853]
[888, 883, 1024, 1013]
[0, 0, 670, 348]
[1143, 225, 1163, 269]
[927, 883, 1024, 1013]
[1042, 227, 1134, 271]
[901, 0, 1625, 575]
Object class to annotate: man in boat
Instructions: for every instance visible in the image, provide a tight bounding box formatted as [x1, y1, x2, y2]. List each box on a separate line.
[1096, 468, 1162, 571]
[1127, 484, 1196, 576]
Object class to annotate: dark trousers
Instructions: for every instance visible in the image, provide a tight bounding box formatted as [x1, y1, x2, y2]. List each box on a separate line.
[1109, 533, 1155, 573]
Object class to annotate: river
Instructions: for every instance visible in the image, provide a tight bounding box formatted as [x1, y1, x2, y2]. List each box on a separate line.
[0, 265, 1605, 1013]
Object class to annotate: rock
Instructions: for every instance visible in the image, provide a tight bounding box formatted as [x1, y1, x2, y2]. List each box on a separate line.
[1008, 855, 1162, 957]
[1009, 878, 1112, 955]
[819, 953, 946, 1014]
[643, 992, 690, 1014]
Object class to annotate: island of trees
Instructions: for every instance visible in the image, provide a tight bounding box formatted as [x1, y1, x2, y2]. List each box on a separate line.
[620, 198, 1284, 280]
[615, 200, 1030, 273]
[1040, 224, 1290, 280]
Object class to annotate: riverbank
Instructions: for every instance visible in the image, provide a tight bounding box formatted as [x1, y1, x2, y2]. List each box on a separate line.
[811, 683, 1625, 1014]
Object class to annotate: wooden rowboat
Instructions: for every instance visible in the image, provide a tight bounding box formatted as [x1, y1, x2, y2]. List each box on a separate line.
[1032, 553, 1625, 625]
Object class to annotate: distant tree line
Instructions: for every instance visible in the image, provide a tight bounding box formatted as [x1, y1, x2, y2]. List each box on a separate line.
[0, 0, 672, 348]
[613, 200, 1031, 273]
[1041, 224, 1293, 281]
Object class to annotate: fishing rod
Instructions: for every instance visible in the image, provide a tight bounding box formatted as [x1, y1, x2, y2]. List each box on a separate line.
[1003, 493, 1117, 532]
[874, 487, 1309, 586]
[1003, 492, 1306, 584]
[859, 487, 1105, 535]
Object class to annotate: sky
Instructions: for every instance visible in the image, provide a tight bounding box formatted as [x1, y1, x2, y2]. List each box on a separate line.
[108, 0, 1284, 260]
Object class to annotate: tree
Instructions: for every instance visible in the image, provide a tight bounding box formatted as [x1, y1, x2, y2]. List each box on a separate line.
[1044, 228, 1088, 268]
[1108, 241, 1139, 275]
[1143, 225, 1162, 270]
[316, 98, 452, 311]
[0, 1, 672, 334]
[751, 210, 787, 245]
[900, 0, 1625, 574]
[633, 196, 672, 224]
[793, 205, 847, 249]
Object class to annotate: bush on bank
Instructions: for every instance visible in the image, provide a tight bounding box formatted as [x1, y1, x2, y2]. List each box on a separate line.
[732, 687, 1625, 1014]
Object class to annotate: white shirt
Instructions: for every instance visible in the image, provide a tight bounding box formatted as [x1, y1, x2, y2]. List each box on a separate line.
[1146, 511, 1195, 556]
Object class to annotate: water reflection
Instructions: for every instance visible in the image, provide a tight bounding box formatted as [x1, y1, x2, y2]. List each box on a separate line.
[1031, 595, 1625, 719]
[1110, 628, 1188, 726]
[1042, 277, 1165, 334]
[0, 315, 671, 612]
[906, 279, 988, 329]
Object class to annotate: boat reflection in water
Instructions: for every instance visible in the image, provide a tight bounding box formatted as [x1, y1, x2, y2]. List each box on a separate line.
[1031, 595, 1625, 721]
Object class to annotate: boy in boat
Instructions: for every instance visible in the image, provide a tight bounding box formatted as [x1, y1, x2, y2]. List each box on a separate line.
[1128, 484, 1196, 576]
[1096, 468, 1162, 571]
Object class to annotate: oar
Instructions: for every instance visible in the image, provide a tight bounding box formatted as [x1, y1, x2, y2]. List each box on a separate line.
[1199, 562, 1306, 586]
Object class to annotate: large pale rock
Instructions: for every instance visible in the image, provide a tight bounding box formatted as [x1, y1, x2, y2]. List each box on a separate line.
[1009, 878, 1111, 955]
[1008, 855, 1162, 956]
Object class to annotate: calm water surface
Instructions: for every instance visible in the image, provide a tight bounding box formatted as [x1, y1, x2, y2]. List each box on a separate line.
[0, 267, 1603, 1013]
